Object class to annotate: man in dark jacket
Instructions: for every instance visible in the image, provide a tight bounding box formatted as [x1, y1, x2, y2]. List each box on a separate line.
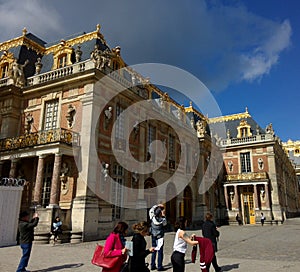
[202, 212, 222, 272]
[16, 211, 39, 272]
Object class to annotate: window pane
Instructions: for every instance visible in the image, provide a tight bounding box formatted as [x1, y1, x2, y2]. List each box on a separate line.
[240, 152, 251, 173]
[44, 100, 59, 130]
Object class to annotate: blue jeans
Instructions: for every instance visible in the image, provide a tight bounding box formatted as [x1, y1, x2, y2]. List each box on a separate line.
[151, 235, 164, 269]
[16, 243, 32, 272]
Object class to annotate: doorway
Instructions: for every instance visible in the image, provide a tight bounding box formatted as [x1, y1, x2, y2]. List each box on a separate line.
[242, 186, 255, 224]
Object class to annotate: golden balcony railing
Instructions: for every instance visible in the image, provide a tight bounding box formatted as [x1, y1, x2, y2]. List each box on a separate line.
[0, 128, 80, 152]
[226, 172, 268, 181]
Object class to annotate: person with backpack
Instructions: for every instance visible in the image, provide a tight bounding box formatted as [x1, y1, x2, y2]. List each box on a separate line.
[149, 204, 167, 271]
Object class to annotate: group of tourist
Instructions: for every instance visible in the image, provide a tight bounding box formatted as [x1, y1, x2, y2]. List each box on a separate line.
[16, 205, 222, 272]
[100, 204, 222, 272]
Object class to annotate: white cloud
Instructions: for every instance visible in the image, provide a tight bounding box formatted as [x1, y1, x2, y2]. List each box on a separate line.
[0, 0, 63, 41]
[0, 0, 292, 92]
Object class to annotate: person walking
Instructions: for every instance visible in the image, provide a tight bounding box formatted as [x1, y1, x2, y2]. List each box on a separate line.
[202, 212, 222, 272]
[16, 211, 39, 272]
[149, 204, 167, 271]
[52, 216, 62, 244]
[102, 221, 129, 272]
[171, 217, 198, 272]
[235, 214, 242, 225]
[260, 213, 265, 226]
[129, 221, 154, 272]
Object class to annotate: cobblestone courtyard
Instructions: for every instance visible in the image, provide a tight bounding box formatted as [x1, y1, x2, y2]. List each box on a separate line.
[2, 218, 300, 272]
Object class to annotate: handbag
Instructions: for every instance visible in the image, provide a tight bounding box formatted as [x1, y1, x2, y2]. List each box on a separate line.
[120, 262, 129, 272]
[91, 244, 120, 268]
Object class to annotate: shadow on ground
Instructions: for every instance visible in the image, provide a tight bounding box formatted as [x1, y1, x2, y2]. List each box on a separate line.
[220, 263, 240, 271]
[31, 263, 84, 271]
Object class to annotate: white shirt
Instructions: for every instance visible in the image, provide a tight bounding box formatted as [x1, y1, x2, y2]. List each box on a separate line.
[173, 229, 187, 254]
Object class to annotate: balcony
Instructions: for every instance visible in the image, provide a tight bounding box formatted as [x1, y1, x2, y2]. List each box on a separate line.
[0, 128, 80, 152]
[226, 172, 268, 182]
[219, 134, 276, 147]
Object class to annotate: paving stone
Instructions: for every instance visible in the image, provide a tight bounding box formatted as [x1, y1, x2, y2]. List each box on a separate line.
[2, 218, 300, 272]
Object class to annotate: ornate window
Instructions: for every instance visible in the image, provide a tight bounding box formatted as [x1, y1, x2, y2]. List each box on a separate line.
[237, 120, 252, 138]
[240, 152, 251, 173]
[0, 51, 14, 78]
[58, 53, 67, 68]
[0, 62, 9, 78]
[44, 99, 59, 130]
[112, 164, 124, 220]
[52, 40, 74, 70]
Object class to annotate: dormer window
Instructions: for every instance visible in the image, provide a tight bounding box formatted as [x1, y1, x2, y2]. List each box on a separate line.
[0, 62, 9, 78]
[51, 42, 74, 70]
[237, 120, 252, 138]
[58, 53, 67, 68]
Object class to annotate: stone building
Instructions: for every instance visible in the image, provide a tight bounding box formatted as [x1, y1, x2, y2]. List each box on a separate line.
[282, 139, 300, 192]
[210, 109, 300, 224]
[0, 26, 225, 243]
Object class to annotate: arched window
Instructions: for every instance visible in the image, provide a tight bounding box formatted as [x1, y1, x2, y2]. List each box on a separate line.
[237, 120, 252, 138]
[0, 62, 9, 78]
[51, 41, 74, 70]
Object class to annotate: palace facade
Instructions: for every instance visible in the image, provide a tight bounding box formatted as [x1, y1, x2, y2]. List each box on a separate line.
[210, 111, 300, 224]
[0, 26, 299, 244]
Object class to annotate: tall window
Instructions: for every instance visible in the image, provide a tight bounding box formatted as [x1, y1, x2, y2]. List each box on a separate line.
[114, 104, 125, 150]
[0, 63, 9, 78]
[169, 134, 175, 170]
[44, 100, 59, 130]
[186, 143, 191, 173]
[241, 127, 248, 137]
[112, 164, 124, 220]
[240, 152, 251, 173]
[41, 162, 53, 208]
[115, 104, 125, 139]
[147, 125, 156, 161]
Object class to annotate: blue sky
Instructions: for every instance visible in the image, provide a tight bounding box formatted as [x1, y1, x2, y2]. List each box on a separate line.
[0, 0, 299, 141]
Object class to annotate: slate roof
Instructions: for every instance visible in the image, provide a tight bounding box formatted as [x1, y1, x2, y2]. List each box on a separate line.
[209, 112, 265, 139]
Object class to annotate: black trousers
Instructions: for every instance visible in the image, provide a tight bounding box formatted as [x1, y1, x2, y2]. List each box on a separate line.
[207, 255, 220, 271]
[171, 251, 185, 272]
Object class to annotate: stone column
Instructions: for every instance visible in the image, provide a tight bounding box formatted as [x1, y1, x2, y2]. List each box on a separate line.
[9, 159, 18, 178]
[33, 155, 46, 204]
[49, 153, 62, 207]
[264, 183, 270, 209]
[254, 184, 259, 210]
[234, 185, 238, 208]
[224, 185, 229, 210]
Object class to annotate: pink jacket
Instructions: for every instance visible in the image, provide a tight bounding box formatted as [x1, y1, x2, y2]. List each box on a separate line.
[102, 232, 127, 272]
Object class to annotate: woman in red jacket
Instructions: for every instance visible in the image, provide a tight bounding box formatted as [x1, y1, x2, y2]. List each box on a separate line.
[103, 221, 129, 272]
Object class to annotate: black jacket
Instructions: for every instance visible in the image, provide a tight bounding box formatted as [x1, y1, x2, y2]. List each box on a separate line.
[18, 217, 39, 244]
[129, 233, 151, 272]
[201, 220, 219, 252]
